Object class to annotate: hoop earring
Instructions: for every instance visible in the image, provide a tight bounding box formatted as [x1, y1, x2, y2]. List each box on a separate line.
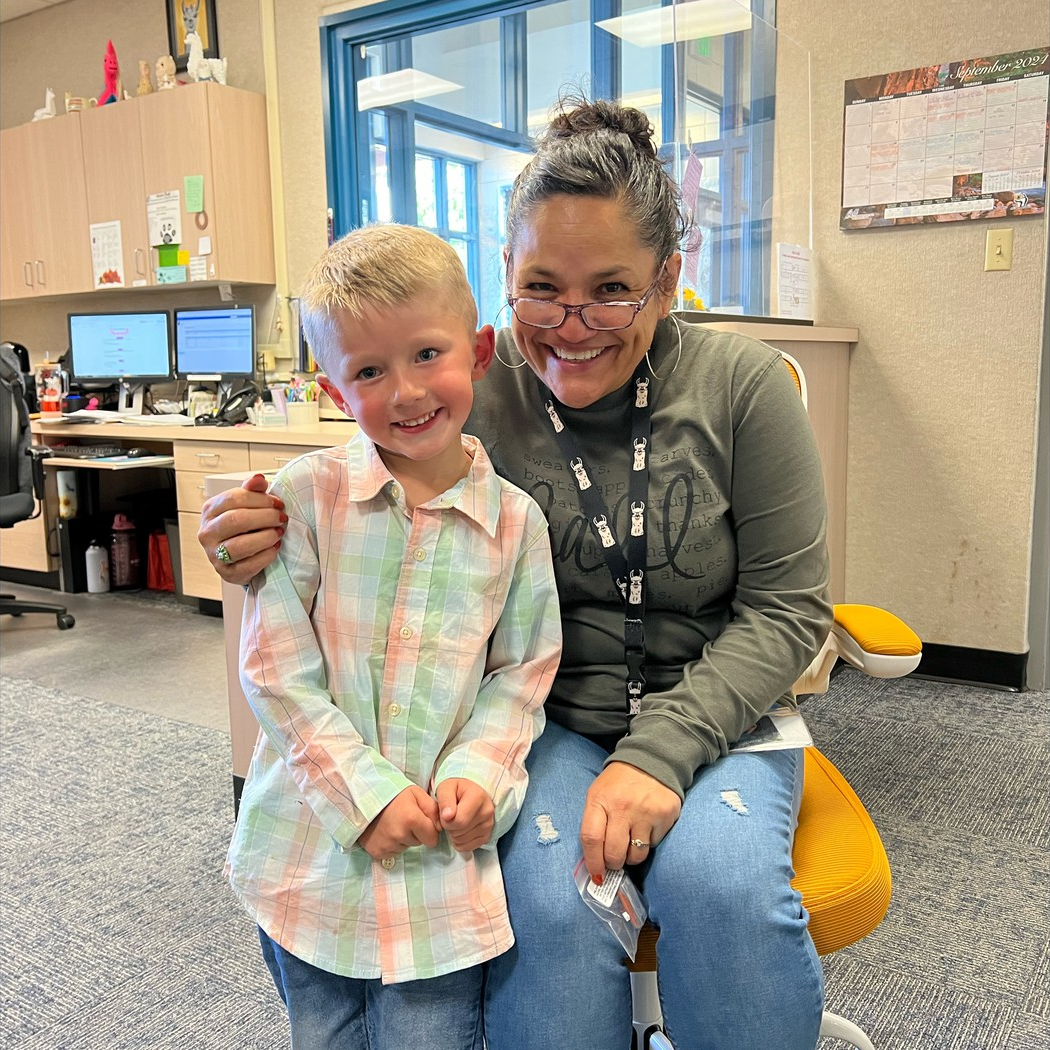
[646, 314, 684, 380]
[491, 303, 529, 369]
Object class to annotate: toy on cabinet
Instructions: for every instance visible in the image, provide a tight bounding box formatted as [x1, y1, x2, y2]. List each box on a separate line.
[32, 87, 56, 121]
[136, 60, 155, 96]
[95, 40, 123, 106]
[155, 55, 178, 90]
[65, 92, 88, 113]
[185, 32, 227, 84]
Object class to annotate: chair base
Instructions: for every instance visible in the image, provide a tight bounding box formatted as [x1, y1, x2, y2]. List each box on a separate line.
[820, 1010, 877, 1049]
[0, 593, 75, 630]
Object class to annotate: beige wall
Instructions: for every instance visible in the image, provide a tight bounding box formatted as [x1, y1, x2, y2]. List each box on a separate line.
[2, 0, 1046, 658]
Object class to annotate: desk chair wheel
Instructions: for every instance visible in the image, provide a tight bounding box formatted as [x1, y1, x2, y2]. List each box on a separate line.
[57, 613, 76, 630]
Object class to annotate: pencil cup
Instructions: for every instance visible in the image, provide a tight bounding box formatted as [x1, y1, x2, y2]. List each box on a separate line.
[285, 401, 320, 426]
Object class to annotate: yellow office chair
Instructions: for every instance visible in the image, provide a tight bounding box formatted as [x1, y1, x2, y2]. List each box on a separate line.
[627, 352, 922, 1050]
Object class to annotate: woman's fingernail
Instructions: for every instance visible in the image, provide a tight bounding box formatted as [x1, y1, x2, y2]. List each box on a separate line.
[279, 513, 289, 523]
[592, 873, 604, 887]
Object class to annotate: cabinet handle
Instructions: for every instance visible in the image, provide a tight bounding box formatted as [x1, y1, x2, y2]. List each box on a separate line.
[35, 260, 46, 286]
[134, 248, 148, 276]
[23, 262, 34, 287]
[195, 452, 220, 462]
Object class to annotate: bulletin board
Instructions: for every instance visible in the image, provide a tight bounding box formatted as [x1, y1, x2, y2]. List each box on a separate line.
[840, 47, 1048, 229]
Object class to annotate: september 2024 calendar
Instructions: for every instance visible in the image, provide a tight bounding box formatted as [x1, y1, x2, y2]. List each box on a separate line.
[840, 47, 1048, 229]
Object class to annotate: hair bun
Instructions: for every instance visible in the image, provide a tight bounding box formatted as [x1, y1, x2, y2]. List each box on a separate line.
[542, 95, 658, 158]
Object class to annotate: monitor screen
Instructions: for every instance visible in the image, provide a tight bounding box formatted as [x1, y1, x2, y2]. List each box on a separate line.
[67, 311, 172, 383]
[174, 305, 256, 380]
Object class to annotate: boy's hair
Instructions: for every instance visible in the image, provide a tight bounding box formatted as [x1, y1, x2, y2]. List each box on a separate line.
[299, 224, 478, 373]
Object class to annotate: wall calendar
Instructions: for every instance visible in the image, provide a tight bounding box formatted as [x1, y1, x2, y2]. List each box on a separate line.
[840, 47, 1048, 229]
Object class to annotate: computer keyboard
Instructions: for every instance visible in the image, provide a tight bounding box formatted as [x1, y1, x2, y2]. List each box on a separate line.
[48, 444, 126, 459]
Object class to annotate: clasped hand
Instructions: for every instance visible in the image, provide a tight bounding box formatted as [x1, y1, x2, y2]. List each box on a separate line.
[358, 779, 495, 861]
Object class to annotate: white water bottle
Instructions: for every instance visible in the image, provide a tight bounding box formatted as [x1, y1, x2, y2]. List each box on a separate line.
[85, 541, 110, 593]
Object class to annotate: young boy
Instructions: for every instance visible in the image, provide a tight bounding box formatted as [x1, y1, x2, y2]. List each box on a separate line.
[225, 225, 562, 1050]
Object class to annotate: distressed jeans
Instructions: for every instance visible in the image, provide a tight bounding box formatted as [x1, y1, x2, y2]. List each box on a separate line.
[484, 721, 824, 1050]
[259, 928, 484, 1050]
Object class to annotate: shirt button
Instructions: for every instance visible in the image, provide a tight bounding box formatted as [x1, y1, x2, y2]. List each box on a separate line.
[391, 485, 401, 499]
[381, 857, 395, 870]
[388, 703, 402, 716]
[413, 547, 427, 561]
[399, 625, 413, 639]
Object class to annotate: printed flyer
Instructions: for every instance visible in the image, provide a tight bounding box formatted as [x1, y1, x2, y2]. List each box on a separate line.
[840, 47, 1048, 229]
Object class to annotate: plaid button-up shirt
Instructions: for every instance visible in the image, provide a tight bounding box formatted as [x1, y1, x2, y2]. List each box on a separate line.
[226, 432, 561, 983]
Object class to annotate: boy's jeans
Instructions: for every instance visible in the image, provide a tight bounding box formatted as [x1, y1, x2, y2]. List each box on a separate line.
[259, 928, 483, 1050]
[484, 721, 824, 1050]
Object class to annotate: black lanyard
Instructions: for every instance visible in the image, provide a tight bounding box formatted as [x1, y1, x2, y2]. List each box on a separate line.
[539, 366, 652, 715]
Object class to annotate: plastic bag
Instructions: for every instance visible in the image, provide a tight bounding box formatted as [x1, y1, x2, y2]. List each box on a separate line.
[147, 530, 176, 592]
[573, 856, 647, 960]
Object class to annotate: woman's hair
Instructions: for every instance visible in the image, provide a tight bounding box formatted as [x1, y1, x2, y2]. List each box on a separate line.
[505, 94, 689, 265]
[299, 223, 477, 372]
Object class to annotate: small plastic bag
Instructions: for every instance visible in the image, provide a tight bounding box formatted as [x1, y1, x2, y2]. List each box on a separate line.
[573, 856, 647, 960]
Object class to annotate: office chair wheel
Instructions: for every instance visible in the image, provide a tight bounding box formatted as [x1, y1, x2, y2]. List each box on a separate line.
[57, 613, 76, 630]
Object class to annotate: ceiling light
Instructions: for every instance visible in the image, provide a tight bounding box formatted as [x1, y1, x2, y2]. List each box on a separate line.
[596, 0, 752, 48]
[357, 68, 463, 111]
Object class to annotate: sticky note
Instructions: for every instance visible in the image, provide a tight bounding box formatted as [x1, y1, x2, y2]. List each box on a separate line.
[157, 244, 180, 266]
[198, 236, 212, 255]
[177, 250, 190, 266]
[184, 175, 205, 213]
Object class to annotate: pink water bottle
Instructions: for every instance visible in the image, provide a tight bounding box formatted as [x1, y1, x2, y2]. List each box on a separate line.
[110, 514, 140, 589]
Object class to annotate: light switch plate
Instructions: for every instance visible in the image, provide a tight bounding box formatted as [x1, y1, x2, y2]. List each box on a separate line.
[985, 228, 1014, 271]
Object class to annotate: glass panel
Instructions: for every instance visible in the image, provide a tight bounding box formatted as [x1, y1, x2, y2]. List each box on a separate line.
[526, 0, 592, 135]
[368, 112, 392, 224]
[415, 155, 439, 227]
[409, 19, 503, 127]
[447, 162, 468, 233]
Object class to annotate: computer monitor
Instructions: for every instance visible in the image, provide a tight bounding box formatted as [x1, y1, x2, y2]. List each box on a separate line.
[174, 305, 256, 382]
[67, 310, 172, 414]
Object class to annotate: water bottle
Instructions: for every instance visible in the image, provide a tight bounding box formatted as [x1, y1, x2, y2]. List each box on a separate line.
[110, 513, 140, 589]
[85, 541, 110, 593]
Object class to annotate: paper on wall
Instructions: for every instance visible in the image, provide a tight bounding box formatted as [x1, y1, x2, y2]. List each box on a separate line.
[90, 220, 124, 288]
[147, 191, 182, 247]
[776, 243, 813, 320]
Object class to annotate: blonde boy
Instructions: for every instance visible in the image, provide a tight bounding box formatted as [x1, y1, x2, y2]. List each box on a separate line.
[226, 225, 561, 1050]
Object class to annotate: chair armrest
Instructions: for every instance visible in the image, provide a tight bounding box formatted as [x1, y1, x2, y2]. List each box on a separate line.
[793, 604, 922, 696]
[26, 445, 52, 501]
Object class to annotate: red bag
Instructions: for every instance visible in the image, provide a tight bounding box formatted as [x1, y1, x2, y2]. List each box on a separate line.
[147, 530, 176, 592]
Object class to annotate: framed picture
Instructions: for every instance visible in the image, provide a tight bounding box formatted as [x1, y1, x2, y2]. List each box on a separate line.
[166, 0, 219, 73]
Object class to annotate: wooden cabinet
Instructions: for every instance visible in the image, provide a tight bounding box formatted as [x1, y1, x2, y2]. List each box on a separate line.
[137, 83, 275, 285]
[1, 83, 275, 302]
[80, 102, 153, 288]
[0, 116, 92, 299]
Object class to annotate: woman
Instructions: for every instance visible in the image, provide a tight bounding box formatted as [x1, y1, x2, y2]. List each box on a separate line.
[199, 96, 832, 1050]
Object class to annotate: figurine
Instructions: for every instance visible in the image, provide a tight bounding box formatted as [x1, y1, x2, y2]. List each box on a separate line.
[95, 39, 122, 106]
[65, 92, 89, 113]
[32, 87, 56, 121]
[181, 0, 202, 37]
[185, 32, 227, 85]
[155, 54, 178, 90]
[136, 60, 154, 96]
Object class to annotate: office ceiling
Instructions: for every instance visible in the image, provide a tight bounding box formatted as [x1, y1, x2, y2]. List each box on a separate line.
[0, 0, 72, 23]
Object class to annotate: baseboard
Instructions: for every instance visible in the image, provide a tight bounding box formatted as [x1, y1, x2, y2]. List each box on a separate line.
[915, 643, 1027, 691]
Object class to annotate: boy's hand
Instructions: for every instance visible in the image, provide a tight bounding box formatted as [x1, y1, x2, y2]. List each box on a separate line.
[436, 778, 495, 853]
[359, 786, 441, 861]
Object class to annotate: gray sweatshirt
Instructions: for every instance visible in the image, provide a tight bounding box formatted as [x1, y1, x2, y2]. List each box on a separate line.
[466, 318, 833, 798]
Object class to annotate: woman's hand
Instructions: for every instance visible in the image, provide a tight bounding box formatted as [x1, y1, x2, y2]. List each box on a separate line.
[197, 474, 287, 585]
[580, 761, 682, 880]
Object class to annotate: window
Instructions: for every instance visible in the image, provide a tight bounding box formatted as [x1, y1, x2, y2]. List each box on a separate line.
[322, 1, 803, 319]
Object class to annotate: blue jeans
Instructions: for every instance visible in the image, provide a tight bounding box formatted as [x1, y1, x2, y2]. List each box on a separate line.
[484, 721, 824, 1050]
[259, 928, 484, 1050]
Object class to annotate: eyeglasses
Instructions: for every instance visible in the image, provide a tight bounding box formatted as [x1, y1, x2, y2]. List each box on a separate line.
[506, 264, 667, 332]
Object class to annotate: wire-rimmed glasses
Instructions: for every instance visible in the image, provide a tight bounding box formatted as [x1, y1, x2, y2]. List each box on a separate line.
[506, 263, 667, 332]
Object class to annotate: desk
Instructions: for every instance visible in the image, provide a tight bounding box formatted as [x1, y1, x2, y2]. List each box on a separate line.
[10, 418, 358, 599]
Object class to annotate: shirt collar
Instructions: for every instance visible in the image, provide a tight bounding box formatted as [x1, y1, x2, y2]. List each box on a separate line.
[344, 431, 502, 538]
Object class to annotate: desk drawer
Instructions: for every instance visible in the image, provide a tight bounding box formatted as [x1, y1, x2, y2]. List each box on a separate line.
[0, 512, 54, 572]
[174, 441, 251, 475]
[179, 510, 222, 600]
[176, 472, 211, 513]
[249, 443, 324, 473]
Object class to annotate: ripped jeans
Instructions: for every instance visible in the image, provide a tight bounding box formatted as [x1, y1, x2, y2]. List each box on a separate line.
[484, 721, 824, 1050]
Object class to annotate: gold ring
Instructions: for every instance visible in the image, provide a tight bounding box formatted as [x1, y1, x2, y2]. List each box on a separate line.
[215, 543, 232, 565]
[630, 838, 649, 849]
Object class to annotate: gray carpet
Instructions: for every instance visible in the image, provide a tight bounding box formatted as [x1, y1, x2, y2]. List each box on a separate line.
[0, 670, 1046, 1048]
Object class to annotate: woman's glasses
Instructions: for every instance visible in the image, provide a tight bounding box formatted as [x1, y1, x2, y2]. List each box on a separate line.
[506, 263, 667, 332]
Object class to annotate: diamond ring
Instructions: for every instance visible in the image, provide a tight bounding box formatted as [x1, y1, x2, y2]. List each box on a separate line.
[215, 543, 233, 565]
[630, 838, 649, 849]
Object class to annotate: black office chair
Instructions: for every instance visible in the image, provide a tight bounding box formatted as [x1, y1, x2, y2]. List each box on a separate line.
[0, 343, 75, 630]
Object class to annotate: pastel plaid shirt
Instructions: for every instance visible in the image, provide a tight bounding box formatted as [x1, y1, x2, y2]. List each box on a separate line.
[225, 431, 561, 984]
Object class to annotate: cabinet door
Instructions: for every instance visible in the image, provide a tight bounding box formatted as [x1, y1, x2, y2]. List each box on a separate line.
[0, 125, 35, 299]
[23, 114, 92, 296]
[80, 102, 152, 288]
